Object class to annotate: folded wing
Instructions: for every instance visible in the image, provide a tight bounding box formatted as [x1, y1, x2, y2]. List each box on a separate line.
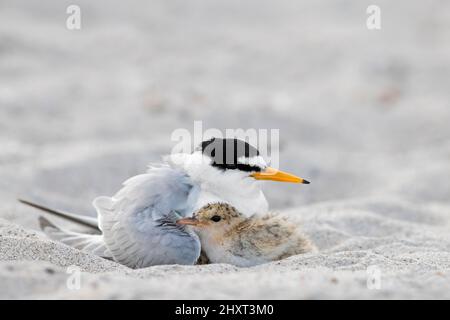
[94, 165, 201, 268]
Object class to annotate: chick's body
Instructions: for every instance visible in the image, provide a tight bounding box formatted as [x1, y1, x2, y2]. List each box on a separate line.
[178, 203, 315, 267]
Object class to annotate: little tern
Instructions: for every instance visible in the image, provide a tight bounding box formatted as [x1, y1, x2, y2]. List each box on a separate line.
[177, 202, 316, 267]
[19, 138, 310, 268]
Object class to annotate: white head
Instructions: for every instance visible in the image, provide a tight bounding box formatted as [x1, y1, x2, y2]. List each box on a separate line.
[166, 138, 310, 215]
[169, 137, 309, 183]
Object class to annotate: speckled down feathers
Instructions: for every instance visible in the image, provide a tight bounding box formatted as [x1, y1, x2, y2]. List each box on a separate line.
[193, 203, 315, 267]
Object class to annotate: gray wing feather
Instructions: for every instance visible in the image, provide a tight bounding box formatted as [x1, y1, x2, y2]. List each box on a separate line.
[94, 165, 201, 268]
[39, 216, 112, 258]
[114, 164, 199, 219]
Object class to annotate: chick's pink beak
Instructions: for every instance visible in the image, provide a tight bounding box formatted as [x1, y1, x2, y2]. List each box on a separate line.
[176, 217, 200, 226]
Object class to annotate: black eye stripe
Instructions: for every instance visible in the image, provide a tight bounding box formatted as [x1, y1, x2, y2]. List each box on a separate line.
[211, 162, 261, 172]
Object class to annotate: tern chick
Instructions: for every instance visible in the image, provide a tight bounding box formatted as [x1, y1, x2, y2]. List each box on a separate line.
[177, 203, 315, 267]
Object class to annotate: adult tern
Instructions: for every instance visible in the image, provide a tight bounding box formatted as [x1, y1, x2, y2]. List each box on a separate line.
[19, 138, 309, 268]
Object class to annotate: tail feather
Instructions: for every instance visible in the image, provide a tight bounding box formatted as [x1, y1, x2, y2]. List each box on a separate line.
[19, 198, 99, 231]
[39, 216, 112, 259]
[20, 198, 112, 259]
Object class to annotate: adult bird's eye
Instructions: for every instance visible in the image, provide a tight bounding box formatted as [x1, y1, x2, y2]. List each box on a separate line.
[211, 215, 221, 222]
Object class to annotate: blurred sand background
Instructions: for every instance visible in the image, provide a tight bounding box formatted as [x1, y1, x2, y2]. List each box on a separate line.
[1, 0, 450, 299]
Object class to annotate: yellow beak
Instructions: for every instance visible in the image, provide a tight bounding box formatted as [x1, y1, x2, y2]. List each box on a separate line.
[250, 167, 310, 184]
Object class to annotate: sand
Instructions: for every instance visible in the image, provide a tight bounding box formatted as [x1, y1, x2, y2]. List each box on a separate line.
[1, 0, 450, 299]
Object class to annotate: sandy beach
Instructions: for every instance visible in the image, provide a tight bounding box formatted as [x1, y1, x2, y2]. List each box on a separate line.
[1, 0, 449, 299]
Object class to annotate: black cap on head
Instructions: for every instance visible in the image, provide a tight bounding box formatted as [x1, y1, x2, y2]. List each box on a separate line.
[199, 138, 262, 172]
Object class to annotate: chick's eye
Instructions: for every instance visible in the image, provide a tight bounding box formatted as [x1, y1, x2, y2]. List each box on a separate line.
[211, 215, 221, 222]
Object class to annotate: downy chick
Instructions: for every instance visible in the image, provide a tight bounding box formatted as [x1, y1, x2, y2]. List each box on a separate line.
[177, 203, 315, 267]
